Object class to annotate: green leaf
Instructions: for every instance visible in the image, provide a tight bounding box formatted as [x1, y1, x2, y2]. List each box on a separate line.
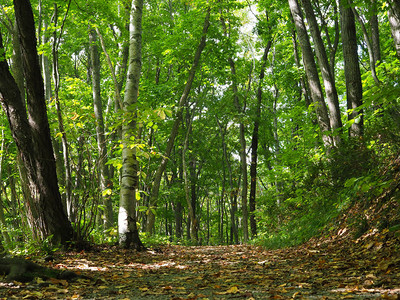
[344, 177, 358, 188]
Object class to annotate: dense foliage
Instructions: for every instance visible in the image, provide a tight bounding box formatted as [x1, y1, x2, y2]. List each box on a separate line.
[0, 0, 399, 253]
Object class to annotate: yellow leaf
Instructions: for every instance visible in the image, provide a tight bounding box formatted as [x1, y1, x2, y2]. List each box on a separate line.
[102, 188, 112, 196]
[215, 286, 239, 295]
[23, 291, 44, 298]
[71, 113, 79, 121]
[35, 277, 46, 284]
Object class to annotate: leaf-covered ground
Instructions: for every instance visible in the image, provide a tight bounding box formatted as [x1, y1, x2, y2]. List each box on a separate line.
[1, 229, 399, 300]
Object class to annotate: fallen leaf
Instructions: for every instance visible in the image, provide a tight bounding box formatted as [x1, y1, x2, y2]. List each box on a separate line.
[215, 286, 239, 295]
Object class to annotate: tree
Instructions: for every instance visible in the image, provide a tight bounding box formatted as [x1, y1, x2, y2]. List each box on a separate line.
[349, 0, 380, 84]
[0, 0, 73, 244]
[288, 0, 332, 147]
[370, 0, 381, 64]
[89, 26, 113, 230]
[301, 0, 342, 142]
[249, 39, 272, 238]
[118, 0, 145, 250]
[340, 0, 363, 137]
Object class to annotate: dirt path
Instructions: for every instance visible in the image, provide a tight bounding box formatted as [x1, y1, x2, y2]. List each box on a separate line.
[1, 233, 400, 299]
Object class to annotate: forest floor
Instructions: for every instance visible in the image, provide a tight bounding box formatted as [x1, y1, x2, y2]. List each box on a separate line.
[0, 228, 400, 300]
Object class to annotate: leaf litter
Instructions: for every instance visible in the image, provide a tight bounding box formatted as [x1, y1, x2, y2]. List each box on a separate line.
[0, 230, 399, 299]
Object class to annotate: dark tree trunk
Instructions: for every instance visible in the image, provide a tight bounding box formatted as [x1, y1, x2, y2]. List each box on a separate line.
[249, 41, 272, 238]
[289, 0, 332, 147]
[370, 0, 381, 63]
[340, 1, 363, 137]
[0, 0, 73, 244]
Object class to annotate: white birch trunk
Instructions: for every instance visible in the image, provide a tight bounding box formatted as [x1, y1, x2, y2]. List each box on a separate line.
[119, 0, 145, 250]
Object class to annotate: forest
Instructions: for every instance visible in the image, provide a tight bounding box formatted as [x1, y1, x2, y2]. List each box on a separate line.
[0, 0, 400, 255]
[1, 0, 400, 298]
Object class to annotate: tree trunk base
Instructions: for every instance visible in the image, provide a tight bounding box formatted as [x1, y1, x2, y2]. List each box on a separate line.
[123, 228, 146, 251]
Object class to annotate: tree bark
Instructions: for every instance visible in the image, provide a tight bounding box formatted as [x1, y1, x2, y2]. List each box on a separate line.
[10, 21, 25, 104]
[119, 0, 145, 250]
[315, 0, 340, 80]
[230, 58, 249, 243]
[0, 0, 73, 244]
[301, 0, 343, 143]
[288, 0, 332, 147]
[249, 41, 272, 238]
[370, 0, 381, 64]
[349, 1, 380, 84]
[182, 111, 198, 243]
[340, 1, 363, 137]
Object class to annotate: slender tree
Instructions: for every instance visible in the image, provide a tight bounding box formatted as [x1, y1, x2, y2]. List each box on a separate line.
[119, 0, 145, 250]
[370, 0, 381, 64]
[249, 40, 272, 238]
[89, 26, 113, 230]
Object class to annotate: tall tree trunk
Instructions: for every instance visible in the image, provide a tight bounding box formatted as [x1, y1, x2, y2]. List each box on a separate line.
[89, 27, 113, 231]
[301, 0, 343, 143]
[39, 7, 52, 102]
[145, 9, 210, 234]
[370, 0, 381, 64]
[119, 0, 145, 250]
[0, 0, 73, 244]
[216, 117, 238, 244]
[219, 8, 249, 242]
[11, 21, 25, 104]
[288, 0, 333, 147]
[315, 0, 340, 79]
[182, 112, 198, 243]
[0, 131, 11, 247]
[230, 59, 249, 243]
[249, 41, 272, 238]
[388, 0, 400, 59]
[292, 30, 311, 107]
[349, 1, 380, 84]
[340, 1, 363, 137]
